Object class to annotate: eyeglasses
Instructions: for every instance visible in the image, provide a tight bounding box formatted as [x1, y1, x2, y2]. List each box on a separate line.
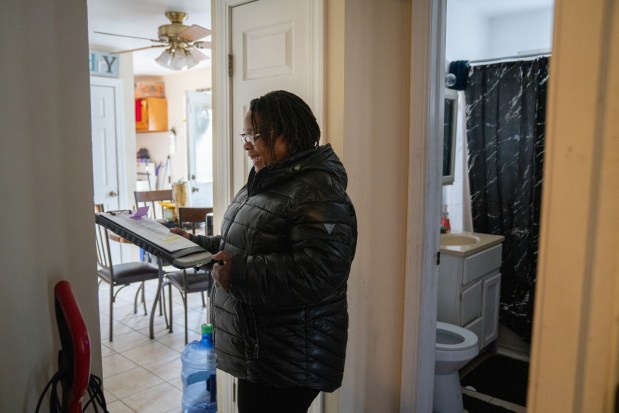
[239, 133, 261, 144]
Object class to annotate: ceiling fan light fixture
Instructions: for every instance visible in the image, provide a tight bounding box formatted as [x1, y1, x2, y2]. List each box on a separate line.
[162, 48, 199, 71]
[98, 11, 212, 73]
[155, 48, 173, 68]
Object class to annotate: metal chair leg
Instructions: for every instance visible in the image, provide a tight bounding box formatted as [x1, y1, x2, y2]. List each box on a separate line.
[168, 282, 174, 333]
[109, 281, 114, 342]
[183, 292, 188, 345]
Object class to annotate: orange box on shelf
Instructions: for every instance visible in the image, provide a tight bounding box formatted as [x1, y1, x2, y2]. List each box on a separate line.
[135, 97, 168, 132]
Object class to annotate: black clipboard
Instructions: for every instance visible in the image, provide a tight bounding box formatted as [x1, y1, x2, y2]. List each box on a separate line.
[96, 211, 212, 269]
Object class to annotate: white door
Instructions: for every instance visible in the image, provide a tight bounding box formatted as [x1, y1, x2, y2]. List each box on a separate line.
[230, 0, 324, 193]
[187, 90, 213, 207]
[91, 84, 120, 211]
[215, 1, 324, 412]
[90, 79, 122, 262]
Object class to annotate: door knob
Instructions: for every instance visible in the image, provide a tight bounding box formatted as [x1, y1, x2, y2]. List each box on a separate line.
[108, 191, 118, 197]
[192, 186, 200, 193]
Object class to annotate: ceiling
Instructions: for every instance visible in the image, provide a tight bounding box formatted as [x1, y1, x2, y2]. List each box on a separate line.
[87, 0, 212, 76]
[86, 0, 553, 77]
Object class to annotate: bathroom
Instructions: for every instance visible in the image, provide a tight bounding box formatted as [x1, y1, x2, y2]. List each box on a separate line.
[437, 0, 554, 411]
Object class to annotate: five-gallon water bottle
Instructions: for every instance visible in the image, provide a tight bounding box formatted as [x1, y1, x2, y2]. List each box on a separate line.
[181, 323, 217, 413]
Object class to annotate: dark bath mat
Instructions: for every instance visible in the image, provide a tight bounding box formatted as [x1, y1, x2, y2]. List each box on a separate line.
[461, 355, 529, 406]
[463, 394, 517, 413]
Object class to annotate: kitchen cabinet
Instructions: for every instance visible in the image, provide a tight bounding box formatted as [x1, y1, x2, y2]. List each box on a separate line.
[438, 232, 504, 350]
[135, 97, 168, 132]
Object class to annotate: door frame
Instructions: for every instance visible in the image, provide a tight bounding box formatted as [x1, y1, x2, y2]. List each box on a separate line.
[400, 1, 445, 411]
[89, 76, 128, 213]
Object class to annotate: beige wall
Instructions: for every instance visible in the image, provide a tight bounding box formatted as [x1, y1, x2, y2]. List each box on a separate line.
[335, 0, 412, 411]
[528, 0, 619, 410]
[0, 0, 101, 410]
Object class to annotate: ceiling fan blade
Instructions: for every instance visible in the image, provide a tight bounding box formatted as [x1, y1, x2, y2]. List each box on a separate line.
[113, 45, 167, 54]
[178, 25, 211, 41]
[94, 31, 163, 43]
[193, 41, 212, 50]
[188, 47, 209, 61]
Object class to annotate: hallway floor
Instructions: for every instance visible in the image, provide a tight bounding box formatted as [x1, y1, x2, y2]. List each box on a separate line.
[99, 279, 206, 413]
[98, 280, 526, 413]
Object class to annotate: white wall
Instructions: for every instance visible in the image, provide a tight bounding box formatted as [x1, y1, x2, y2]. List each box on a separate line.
[447, 2, 553, 62]
[489, 8, 554, 57]
[0, 0, 101, 410]
[446, 1, 488, 61]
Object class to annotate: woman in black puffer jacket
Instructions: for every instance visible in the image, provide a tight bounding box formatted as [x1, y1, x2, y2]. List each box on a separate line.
[173, 90, 357, 413]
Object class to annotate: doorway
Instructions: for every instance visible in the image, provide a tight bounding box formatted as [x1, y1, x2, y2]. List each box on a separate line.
[187, 90, 213, 207]
[213, 1, 324, 411]
[440, 0, 554, 410]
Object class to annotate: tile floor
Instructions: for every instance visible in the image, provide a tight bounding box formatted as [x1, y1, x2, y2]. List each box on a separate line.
[460, 353, 528, 413]
[97, 280, 527, 413]
[98, 278, 208, 413]
[462, 389, 527, 413]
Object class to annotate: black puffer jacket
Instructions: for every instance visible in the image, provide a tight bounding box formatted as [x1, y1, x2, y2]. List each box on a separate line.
[191, 144, 357, 392]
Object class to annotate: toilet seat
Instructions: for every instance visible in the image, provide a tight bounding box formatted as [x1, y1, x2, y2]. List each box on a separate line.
[436, 321, 478, 352]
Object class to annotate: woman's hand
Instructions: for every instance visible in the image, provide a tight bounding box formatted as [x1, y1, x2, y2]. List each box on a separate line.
[211, 251, 233, 292]
[170, 227, 190, 239]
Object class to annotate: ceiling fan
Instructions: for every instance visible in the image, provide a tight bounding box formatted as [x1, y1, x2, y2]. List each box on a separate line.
[95, 11, 211, 71]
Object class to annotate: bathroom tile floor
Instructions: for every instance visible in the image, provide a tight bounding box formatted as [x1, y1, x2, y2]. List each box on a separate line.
[98, 279, 207, 413]
[462, 389, 527, 413]
[461, 353, 527, 413]
[97, 280, 526, 413]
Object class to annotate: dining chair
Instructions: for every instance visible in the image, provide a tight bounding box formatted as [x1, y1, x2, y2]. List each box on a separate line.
[134, 189, 175, 264]
[95, 205, 163, 342]
[165, 206, 214, 344]
[134, 189, 174, 221]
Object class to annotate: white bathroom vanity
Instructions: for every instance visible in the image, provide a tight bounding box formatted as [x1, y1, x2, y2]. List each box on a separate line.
[438, 232, 505, 350]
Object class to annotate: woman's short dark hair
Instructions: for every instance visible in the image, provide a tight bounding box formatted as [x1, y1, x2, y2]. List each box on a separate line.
[249, 90, 320, 161]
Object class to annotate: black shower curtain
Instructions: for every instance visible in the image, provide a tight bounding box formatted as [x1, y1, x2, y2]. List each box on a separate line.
[465, 57, 549, 342]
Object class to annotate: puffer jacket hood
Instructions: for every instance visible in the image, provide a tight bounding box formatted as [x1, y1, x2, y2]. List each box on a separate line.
[195, 144, 357, 392]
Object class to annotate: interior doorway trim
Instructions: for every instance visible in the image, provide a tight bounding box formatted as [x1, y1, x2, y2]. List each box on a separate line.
[400, 0, 445, 411]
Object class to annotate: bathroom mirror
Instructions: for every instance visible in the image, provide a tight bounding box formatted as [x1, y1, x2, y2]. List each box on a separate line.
[442, 89, 458, 185]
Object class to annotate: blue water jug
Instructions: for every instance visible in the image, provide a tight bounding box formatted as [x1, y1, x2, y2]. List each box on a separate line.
[181, 323, 217, 413]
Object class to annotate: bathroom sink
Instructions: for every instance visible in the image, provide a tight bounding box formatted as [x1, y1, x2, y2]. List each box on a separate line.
[440, 233, 480, 247]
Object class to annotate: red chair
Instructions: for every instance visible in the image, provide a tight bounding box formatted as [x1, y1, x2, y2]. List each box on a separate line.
[53, 280, 91, 413]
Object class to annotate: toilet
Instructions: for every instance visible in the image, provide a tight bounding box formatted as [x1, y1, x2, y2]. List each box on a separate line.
[433, 321, 479, 413]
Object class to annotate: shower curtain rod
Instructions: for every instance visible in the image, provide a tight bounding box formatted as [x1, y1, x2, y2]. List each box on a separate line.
[470, 51, 551, 65]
